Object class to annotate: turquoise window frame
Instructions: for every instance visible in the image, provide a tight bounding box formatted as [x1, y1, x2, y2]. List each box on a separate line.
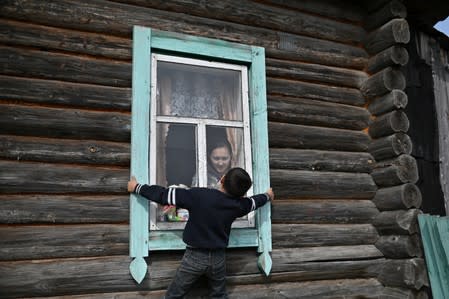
[129, 26, 271, 283]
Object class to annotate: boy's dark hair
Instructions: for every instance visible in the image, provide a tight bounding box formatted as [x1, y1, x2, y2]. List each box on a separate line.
[222, 167, 252, 197]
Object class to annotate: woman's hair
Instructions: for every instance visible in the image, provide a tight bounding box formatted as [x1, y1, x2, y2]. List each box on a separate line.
[222, 167, 252, 197]
[207, 138, 233, 160]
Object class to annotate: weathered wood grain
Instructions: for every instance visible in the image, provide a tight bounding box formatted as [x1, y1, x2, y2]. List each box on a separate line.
[368, 89, 408, 116]
[268, 77, 366, 106]
[113, 0, 365, 45]
[375, 235, 422, 258]
[361, 67, 406, 99]
[270, 169, 377, 200]
[372, 184, 422, 211]
[373, 209, 422, 235]
[268, 96, 371, 130]
[0, 104, 130, 142]
[367, 46, 409, 74]
[269, 122, 370, 152]
[378, 258, 428, 290]
[272, 224, 379, 248]
[0, 46, 131, 87]
[0, 75, 131, 110]
[269, 148, 374, 173]
[0, 0, 368, 69]
[369, 133, 412, 161]
[0, 195, 128, 224]
[0, 19, 131, 60]
[266, 58, 367, 88]
[0, 135, 130, 166]
[0, 224, 129, 261]
[0, 160, 128, 194]
[364, 0, 407, 31]
[382, 287, 429, 299]
[364, 19, 410, 54]
[372, 155, 419, 187]
[369, 110, 410, 139]
[272, 199, 379, 224]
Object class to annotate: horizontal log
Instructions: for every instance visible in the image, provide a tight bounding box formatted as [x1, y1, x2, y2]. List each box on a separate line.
[367, 46, 409, 74]
[0, 104, 130, 142]
[269, 148, 374, 173]
[372, 155, 419, 187]
[364, 0, 407, 31]
[269, 122, 370, 152]
[369, 133, 412, 161]
[0, 160, 128, 194]
[372, 184, 422, 211]
[0, 224, 128, 261]
[0, 135, 130, 166]
[268, 96, 371, 130]
[0, 251, 385, 297]
[361, 67, 406, 99]
[271, 169, 377, 199]
[268, 77, 365, 106]
[0, 0, 368, 69]
[266, 58, 367, 89]
[382, 287, 429, 299]
[0, 19, 131, 60]
[375, 235, 422, 258]
[368, 90, 408, 116]
[272, 224, 378, 248]
[364, 19, 410, 54]
[378, 258, 429, 290]
[373, 209, 422, 235]
[0, 194, 129, 224]
[369, 110, 409, 138]
[272, 199, 379, 224]
[0, 46, 131, 87]
[0, 75, 131, 110]
[118, 0, 365, 45]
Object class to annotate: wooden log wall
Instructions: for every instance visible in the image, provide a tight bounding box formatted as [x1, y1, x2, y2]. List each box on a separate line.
[362, 1, 428, 297]
[0, 0, 426, 298]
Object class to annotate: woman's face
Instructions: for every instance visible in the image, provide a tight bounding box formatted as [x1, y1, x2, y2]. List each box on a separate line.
[209, 146, 231, 175]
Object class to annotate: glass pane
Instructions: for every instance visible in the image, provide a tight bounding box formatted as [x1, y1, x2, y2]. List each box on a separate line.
[192, 126, 245, 189]
[156, 60, 243, 121]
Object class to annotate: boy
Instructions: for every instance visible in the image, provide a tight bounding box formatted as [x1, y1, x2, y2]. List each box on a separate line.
[127, 167, 274, 299]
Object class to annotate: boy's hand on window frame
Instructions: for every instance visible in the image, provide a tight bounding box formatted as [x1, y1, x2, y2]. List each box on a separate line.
[128, 176, 138, 193]
[266, 188, 274, 201]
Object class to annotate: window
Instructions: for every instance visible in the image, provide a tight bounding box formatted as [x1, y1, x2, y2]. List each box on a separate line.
[129, 26, 271, 283]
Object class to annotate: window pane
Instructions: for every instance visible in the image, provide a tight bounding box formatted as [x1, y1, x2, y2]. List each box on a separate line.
[191, 126, 245, 189]
[156, 61, 243, 121]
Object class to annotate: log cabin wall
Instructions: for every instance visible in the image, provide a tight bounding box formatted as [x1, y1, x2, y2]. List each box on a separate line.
[0, 0, 427, 298]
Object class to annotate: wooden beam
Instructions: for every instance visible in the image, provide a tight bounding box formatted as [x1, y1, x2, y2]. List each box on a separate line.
[271, 169, 377, 200]
[369, 133, 412, 161]
[0, 75, 131, 110]
[361, 67, 406, 99]
[364, 0, 407, 31]
[372, 184, 422, 211]
[269, 122, 370, 152]
[364, 19, 410, 54]
[369, 110, 409, 139]
[0, 194, 128, 224]
[272, 200, 379, 224]
[375, 235, 422, 258]
[0, 104, 130, 142]
[368, 90, 408, 116]
[378, 258, 429, 290]
[372, 154, 419, 187]
[270, 148, 374, 173]
[367, 46, 409, 74]
[0, 160, 128, 194]
[268, 96, 371, 130]
[0, 135, 130, 166]
[373, 209, 422, 235]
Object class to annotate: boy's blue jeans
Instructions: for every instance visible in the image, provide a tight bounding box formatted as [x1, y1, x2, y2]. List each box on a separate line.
[164, 247, 228, 299]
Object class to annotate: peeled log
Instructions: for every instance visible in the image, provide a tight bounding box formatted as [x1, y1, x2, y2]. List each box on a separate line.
[367, 46, 409, 74]
[361, 67, 405, 99]
[372, 154, 418, 187]
[375, 234, 422, 258]
[368, 90, 408, 116]
[369, 110, 409, 139]
[373, 209, 422, 235]
[369, 133, 412, 161]
[372, 184, 422, 211]
[365, 19, 410, 54]
[378, 258, 428, 290]
[364, 0, 407, 31]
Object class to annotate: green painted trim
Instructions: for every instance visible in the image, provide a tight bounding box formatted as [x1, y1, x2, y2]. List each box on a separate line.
[149, 229, 258, 251]
[130, 26, 151, 259]
[151, 30, 252, 63]
[250, 46, 272, 276]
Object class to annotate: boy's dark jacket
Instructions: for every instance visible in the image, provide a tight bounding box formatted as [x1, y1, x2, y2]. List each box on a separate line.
[134, 184, 270, 249]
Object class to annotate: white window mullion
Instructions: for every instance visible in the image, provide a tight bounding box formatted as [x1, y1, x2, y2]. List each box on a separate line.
[197, 123, 207, 187]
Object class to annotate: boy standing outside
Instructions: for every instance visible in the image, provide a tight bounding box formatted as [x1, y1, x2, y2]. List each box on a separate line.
[127, 167, 274, 299]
